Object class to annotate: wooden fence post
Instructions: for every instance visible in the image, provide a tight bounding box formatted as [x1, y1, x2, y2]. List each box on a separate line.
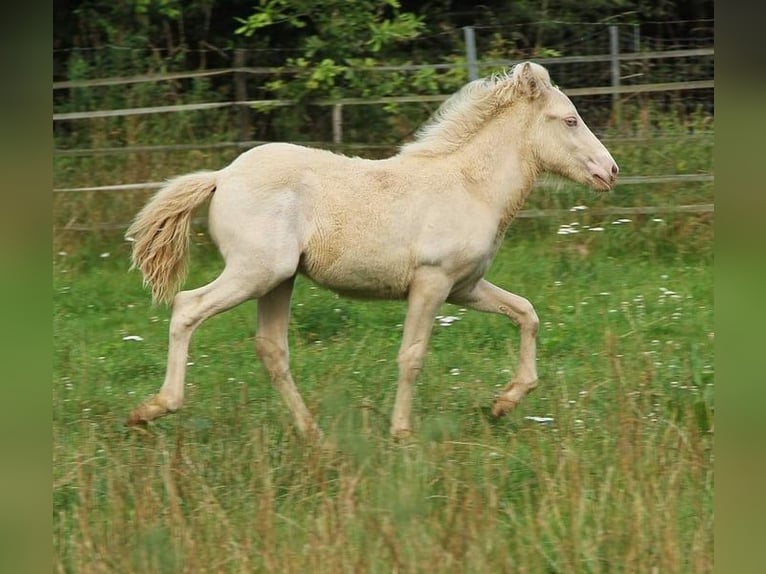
[332, 103, 343, 145]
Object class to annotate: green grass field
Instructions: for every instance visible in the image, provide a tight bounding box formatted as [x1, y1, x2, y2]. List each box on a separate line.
[53, 207, 713, 572]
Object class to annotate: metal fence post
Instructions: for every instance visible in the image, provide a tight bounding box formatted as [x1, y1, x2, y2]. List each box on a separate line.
[609, 25, 621, 128]
[463, 26, 479, 81]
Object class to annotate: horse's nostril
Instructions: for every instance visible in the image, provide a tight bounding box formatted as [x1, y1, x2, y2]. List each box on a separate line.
[611, 164, 619, 177]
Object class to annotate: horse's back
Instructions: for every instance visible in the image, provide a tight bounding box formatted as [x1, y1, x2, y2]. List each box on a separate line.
[226, 141, 353, 178]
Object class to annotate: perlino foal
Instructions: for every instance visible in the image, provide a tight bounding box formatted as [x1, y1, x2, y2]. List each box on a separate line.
[126, 62, 618, 440]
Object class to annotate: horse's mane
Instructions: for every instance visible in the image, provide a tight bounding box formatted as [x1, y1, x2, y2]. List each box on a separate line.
[399, 62, 553, 157]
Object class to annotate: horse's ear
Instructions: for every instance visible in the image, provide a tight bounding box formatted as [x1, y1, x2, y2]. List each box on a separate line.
[517, 62, 544, 101]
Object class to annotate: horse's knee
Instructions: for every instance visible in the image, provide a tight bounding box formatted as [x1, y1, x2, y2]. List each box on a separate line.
[516, 298, 539, 335]
[526, 307, 539, 336]
[254, 336, 276, 361]
[397, 342, 426, 376]
[255, 336, 289, 376]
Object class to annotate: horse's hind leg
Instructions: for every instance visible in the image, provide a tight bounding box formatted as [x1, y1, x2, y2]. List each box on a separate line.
[255, 277, 321, 440]
[127, 264, 278, 425]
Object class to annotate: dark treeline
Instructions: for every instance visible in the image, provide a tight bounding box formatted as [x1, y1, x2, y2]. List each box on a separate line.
[53, 1, 713, 145]
[54, 0, 713, 74]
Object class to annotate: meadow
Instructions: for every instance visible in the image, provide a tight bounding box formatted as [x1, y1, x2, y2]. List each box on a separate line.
[53, 195, 713, 572]
[51, 97, 713, 572]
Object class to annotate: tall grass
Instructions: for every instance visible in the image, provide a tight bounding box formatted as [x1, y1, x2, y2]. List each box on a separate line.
[53, 208, 713, 571]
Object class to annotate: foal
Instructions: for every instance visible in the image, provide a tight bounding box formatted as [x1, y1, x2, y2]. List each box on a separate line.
[126, 62, 618, 439]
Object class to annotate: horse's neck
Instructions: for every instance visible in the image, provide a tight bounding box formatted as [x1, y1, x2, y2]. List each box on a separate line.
[455, 120, 540, 224]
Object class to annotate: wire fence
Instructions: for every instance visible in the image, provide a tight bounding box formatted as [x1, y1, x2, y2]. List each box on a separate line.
[53, 174, 713, 195]
[53, 173, 714, 234]
[53, 28, 714, 151]
[52, 47, 713, 92]
[57, 203, 714, 233]
[53, 23, 714, 233]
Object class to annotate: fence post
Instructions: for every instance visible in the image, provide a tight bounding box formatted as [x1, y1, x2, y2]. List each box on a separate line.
[463, 26, 479, 81]
[609, 25, 621, 129]
[332, 103, 343, 145]
[233, 49, 250, 141]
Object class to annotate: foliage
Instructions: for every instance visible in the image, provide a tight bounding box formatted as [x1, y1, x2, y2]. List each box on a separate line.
[231, 0, 440, 141]
[53, 1, 714, 146]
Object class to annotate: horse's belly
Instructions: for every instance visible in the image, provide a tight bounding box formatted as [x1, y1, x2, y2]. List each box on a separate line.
[299, 248, 412, 300]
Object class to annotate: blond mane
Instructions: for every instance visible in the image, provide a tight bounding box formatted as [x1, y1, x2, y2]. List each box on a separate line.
[399, 63, 553, 157]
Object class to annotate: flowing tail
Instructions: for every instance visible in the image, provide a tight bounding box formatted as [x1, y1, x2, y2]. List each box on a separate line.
[126, 171, 217, 305]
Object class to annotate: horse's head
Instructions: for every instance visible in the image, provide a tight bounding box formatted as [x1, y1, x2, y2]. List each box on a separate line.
[509, 62, 619, 191]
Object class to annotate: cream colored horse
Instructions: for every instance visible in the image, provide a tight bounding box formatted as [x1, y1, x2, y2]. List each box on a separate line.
[126, 62, 618, 440]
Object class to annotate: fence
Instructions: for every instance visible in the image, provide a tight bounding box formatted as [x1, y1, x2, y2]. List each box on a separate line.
[53, 25, 714, 145]
[53, 26, 714, 230]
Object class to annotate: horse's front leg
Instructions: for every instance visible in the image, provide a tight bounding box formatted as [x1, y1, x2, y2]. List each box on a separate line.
[450, 278, 539, 417]
[390, 268, 453, 439]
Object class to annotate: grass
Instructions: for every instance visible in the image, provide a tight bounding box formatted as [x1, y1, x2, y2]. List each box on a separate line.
[53, 210, 713, 573]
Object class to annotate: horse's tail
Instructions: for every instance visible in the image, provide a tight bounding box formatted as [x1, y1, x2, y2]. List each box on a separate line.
[126, 171, 218, 305]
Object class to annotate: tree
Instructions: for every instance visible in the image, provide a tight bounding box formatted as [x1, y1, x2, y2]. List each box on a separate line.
[234, 0, 425, 100]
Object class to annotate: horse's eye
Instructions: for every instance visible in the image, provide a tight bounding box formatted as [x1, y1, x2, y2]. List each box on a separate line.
[564, 117, 578, 127]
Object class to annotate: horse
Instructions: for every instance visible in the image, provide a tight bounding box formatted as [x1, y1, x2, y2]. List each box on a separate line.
[125, 62, 618, 440]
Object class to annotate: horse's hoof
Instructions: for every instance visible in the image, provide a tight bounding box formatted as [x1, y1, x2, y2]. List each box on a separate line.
[126, 395, 170, 426]
[477, 405, 495, 419]
[391, 428, 414, 443]
[125, 411, 148, 426]
[491, 397, 518, 418]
